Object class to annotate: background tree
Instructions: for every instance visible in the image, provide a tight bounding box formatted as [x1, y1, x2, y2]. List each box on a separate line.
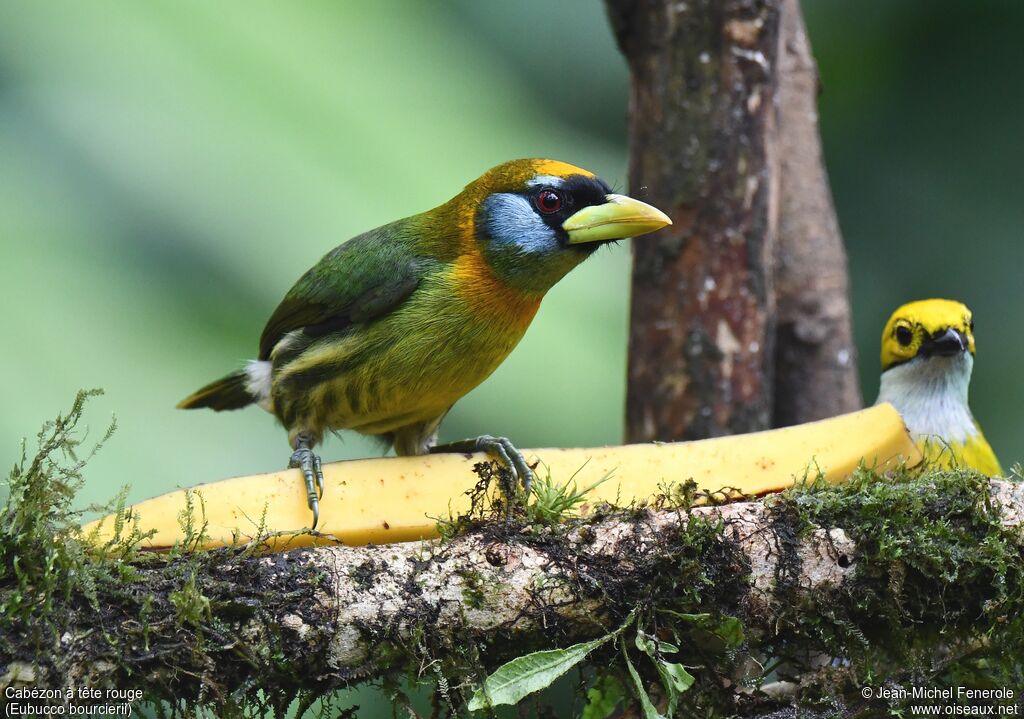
[608, 0, 860, 441]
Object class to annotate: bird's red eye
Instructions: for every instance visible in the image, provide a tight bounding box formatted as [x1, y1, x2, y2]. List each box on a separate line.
[535, 190, 562, 214]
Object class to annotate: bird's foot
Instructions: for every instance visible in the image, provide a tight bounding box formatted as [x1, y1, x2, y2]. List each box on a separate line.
[289, 437, 324, 529]
[431, 434, 535, 500]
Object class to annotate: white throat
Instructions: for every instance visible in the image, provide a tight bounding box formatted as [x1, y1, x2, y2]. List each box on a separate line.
[875, 353, 977, 444]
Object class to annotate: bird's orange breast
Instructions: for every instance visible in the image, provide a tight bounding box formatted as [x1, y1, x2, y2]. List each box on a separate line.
[448, 249, 542, 331]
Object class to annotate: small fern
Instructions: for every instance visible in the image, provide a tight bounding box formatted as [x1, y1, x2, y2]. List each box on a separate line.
[527, 464, 614, 525]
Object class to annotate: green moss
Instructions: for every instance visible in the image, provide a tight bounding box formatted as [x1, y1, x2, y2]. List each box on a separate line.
[761, 466, 1024, 712]
[170, 571, 212, 627]
[0, 389, 129, 652]
[435, 462, 1023, 717]
[0, 393, 333, 719]
[3, 395, 1021, 719]
[458, 568, 488, 610]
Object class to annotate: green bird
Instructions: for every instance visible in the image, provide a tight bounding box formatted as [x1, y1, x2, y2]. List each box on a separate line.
[178, 159, 672, 527]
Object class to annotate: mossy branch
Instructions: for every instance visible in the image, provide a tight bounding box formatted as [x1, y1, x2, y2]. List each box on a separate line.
[2, 397, 1024, 716]
[3, 396, 1023, 717]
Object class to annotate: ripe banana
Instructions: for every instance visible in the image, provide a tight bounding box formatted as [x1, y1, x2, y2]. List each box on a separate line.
[82, 403, 919, 550]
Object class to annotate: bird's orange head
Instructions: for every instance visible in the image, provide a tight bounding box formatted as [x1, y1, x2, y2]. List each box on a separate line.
[429, 159, 671, 295]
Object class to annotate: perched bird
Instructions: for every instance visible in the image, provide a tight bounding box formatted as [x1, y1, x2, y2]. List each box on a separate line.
[178, 159, 672, 526]
[875, 298, 1002, 476]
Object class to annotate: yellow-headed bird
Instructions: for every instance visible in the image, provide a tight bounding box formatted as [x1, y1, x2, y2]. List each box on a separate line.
[875, 298, 1002, 476]
[178, 159, 672, 525]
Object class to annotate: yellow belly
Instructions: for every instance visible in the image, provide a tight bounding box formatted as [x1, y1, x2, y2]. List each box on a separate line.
[309, 325, 522, 435]
[269, 254, 544, 443]
[916, 433, 1003, 476]
[271, 290, 538, 439]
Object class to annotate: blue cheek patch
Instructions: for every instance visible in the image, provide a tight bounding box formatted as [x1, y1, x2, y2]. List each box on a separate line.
[481, 193, 560, 255]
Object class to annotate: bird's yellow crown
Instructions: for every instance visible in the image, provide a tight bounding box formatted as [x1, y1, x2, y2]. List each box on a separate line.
[456, 158, 595, 200]
[880, 298, 975, 371]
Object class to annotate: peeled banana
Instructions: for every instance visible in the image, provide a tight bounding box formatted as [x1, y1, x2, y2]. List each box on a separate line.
[82, 403, 919, 550]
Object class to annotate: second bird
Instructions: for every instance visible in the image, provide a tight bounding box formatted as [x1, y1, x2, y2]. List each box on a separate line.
[178, 159, 672, 526]
[875, 298, 1002, 476]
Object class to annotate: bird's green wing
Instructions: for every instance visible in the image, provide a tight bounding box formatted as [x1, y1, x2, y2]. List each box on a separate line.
[258, 225, 425, 360]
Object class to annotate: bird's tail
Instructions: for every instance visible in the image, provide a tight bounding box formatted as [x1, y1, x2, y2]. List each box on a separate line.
[177, 369, 255, 411]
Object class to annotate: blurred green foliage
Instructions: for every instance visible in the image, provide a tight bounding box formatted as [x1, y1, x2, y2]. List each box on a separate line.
[1, 0, 1020, 523]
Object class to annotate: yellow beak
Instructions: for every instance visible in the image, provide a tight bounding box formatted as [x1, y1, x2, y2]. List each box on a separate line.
[563, 194, 672, 244]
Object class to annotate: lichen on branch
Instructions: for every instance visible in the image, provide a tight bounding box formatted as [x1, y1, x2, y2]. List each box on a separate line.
[2, 395, 1022, 718]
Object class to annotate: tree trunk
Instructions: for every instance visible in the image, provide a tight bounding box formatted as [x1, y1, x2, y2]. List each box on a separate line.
[771, 0, 861, 425]
[608, 0, 861, 442]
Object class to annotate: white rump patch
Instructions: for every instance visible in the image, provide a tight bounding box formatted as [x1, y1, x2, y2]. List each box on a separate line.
[245, 360, 274, 412]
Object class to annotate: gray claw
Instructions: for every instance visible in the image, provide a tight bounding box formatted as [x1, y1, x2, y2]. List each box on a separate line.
[314, 453, 324, 499]
[430, 434, 534, 503]
[474, 435, 535, 498]
[289, 446, 324, 529]
[308, 495, 320, 531]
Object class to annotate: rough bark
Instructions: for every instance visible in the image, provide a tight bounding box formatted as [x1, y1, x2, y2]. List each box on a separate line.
[610, 0, 781, 442]
[771, 0, 861, 425]
[4, 479, 1022, 705]
[608, 0, 861, 441]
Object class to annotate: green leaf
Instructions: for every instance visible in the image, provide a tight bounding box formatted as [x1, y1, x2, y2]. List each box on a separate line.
[659, 661, 695, 693]
[660, 610, 745, 647]
[622, 641, 666, 719]
[656, 639, 679, 654]
[635, 630, 657, 656]
[467, 635, 610, 711]
[706, 616, 744, 647]
[633, 630, 693, 715]
[662, 611, 709, 624]
[635, 630, 678, 656]
[581, 673, 627, 719]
